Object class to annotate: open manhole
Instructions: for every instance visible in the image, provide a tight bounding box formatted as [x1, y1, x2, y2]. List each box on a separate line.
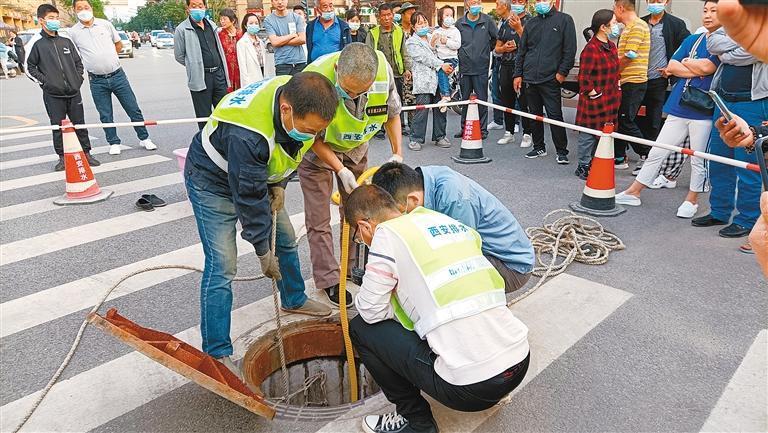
[241, 317, 382, 421]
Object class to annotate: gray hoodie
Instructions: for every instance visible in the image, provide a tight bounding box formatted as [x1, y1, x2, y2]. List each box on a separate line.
[707, 28, 767, 101]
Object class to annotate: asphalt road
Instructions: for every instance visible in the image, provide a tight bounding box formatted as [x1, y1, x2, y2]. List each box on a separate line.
[0, 43, 765, 433]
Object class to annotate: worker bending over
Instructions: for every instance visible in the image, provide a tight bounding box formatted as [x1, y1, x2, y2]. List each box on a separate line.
[300, 42, 403, 307]
[345, 185, 531, 433]
[373, 162, 534, 292]
[183, 72, 338, 374]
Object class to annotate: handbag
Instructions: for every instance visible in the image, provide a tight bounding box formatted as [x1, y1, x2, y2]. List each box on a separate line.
[679, 34, 714, 115]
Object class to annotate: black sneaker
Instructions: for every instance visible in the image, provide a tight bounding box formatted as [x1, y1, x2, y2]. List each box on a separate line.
[362, 411, 438, 433]
[85, 153, 101, 167]
[574, 164, 590, 180]
[556, 154, 569, 165]
[524, 149, 547, 159]
[453, 131, 463, 138]
[691, 214, 728, 227]
[54, 156, 65, 172]
[375, 130, 386, 140]
[324, 283, 353, 308]
[719, 223, 751, 238]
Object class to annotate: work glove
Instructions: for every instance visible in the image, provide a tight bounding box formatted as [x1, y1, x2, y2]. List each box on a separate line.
[258, 250, 282, 281]
[337, 167, 359, 194]
[388, 154, 403, 164]
[268, 186, 285, 213]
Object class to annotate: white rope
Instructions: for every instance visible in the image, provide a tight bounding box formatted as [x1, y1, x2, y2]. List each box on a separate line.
[268, 211, 290, 399]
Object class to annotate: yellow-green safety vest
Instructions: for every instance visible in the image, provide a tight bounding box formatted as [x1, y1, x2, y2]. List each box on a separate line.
[201, 76, 314, 184]
[304, 51, 390, 153]
[369, 24, 405, 75]
[380, 207, 507, 337]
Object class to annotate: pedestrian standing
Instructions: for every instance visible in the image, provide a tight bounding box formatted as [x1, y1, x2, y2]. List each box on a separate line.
[174, 0, 231, 129]
[218, 8, 242, 92]
[69, 0, 158, 156]
[431, 5, 460, 111]
[612, 0, 651, 170]
[26, 4, 99, 171]
[237, 13, 269, 86]
[0, 41, 9, 79]
[9, 31, 25, 73]
[264, 0, 307, 76]
[398, 2, 418, 136]
[574, 10, 621, 179]
[455, 0, 498, 140]
[346, 9, 368, 43]
[493, 0, 525, 145]
[513, 0, 576, 163]
[306, 0, 352, 62]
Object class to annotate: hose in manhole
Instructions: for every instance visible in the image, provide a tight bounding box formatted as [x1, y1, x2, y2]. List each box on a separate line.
[239, 317, 382, 422]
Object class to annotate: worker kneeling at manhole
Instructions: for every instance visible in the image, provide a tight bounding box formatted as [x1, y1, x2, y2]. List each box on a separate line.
[345, 185, 531, 433]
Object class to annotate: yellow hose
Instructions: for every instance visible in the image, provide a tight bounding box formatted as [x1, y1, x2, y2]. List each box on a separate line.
[331, 165, 381, 205]
[338, 221, 358, 401]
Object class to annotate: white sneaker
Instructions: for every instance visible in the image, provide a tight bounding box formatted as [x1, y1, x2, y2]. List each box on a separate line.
[514, 124, 520, 134]
[109, 144, 122, 155]
[648, 174, 677, 189]
[139, 138, 157, 151]
[676, 201, 698, 218]
[520, 133, 533, 148]
[487, 121, 504, 130]
[497, 131, 514, 145]
[615, 191, 641, 206]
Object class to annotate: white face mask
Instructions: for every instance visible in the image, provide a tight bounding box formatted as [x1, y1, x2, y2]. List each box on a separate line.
[77, 10, 94, 22]
[349, 22, 361, 31]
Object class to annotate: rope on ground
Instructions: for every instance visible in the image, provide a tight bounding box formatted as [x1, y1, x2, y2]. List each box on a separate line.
[508, 209, 625, 306]
[269, 211, 291, 399]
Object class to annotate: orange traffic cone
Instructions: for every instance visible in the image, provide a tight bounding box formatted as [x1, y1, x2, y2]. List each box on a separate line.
[451, 94, 491, 164]
[569, 123, 625, 217]
[53, 119, 113, 206]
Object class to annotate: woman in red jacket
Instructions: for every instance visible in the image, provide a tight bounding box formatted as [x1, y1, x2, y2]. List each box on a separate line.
[574, 9, 622, 179]
[218, 8, 242, 92]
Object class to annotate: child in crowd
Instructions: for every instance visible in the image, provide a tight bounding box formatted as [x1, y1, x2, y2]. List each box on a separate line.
[431, 5, 461, 111]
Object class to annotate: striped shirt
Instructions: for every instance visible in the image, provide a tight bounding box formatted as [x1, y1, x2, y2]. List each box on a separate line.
[618, 17, 650, 84]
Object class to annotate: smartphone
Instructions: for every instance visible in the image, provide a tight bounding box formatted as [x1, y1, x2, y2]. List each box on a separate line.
[756, 136, 768, 190]
[708, 90, 734, 122]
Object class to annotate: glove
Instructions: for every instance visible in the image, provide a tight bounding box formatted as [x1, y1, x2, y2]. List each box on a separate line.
[388, 154, 403, 164]
[258, 250, 282, 280]
[268, 186, 285, 213]
[337, 167, 359, 194]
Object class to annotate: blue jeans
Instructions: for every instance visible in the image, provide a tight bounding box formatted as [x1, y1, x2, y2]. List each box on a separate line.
[491, 60, 504, 124]
[88, 68, 149, 145]
[185, 175, 308, 357]
[707, 98, 766, 229]
[437, 58, 458, 97]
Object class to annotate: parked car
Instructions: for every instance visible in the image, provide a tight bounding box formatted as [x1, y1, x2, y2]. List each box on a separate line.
[149, 30, 163, 47]
[155, 32, 174, 49]
[117, 31, 134, 58]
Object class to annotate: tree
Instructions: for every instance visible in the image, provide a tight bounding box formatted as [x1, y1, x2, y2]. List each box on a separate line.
[61, 0, 108, 20]
[121, 0, 186, 32]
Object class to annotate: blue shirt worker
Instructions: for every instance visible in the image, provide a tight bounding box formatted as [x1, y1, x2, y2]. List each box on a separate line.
[264, 0, 307, 76]
[305, 0, 351, 62]
[373, 162, 535, 292]
[183, 72, 339, 374]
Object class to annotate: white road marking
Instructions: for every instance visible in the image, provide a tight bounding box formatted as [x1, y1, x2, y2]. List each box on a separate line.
[0, 155, 170, 192]
[0, 136, 98, 154]
[0, 145, 131, 170]
[700, 330, 768, 433]
[0, 130, 50, 142]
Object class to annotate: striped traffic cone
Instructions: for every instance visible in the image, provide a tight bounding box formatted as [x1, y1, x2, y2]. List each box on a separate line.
[53, 119, 113, 206]
[569, 123, 625, 217]
[451, 94, 491, 164]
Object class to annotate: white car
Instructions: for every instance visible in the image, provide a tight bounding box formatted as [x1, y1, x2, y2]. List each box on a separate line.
[155, 33, 174, 49]
[149, 30, 163, 47]
[117, 31, 134, 58]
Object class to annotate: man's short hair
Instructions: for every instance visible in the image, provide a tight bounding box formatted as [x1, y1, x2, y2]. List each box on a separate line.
[336, 43, 378, 84]
[282, 71, 339, 121]
[185, 0, 206, 6]
[614, 0, 635, 10]
[378, 2, 393, 13]
[371, 162, 423, 205]
[73, 0, 92, 8]
[344, 185, 400, 224]
[37, 3, 59, 18]
[293, 5, 306, 13]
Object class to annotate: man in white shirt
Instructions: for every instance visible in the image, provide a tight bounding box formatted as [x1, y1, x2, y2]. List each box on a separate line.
[344, 185, 531, 433]
[68, 0, 157, 155]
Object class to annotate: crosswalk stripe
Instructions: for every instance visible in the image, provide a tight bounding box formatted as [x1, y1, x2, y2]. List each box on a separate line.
[0, 140, 54, 154]
[0, 173, 183, 222]
[317, 274, 634, 433]
[0, 145, 131, 170]
[0, 130, 50, 142]
[0, 155, 170, 193]
[0, 200, 193, 266]
[700, 329, 767, 432]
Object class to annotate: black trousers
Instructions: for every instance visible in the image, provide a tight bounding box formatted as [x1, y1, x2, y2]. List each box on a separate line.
[394, 76, 405, 130]
[517, 81, 533, 135]
[43, 92, 91, 156]
[190, 68, 229, 129]
[411, 93, 447, 143]
[637, 77, 668, 140]
[350, 316, 530, 427]
[615, 81, 650, 159]
[524, 79, 568, 155]
[460, 73, 490, 136]
[498, 64, 518, 134]
[274, 62, 306, 76]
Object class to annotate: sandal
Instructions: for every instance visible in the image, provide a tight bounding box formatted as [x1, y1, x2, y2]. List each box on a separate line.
[739, 242, 754, 255]
[141, 193, 166, 207]
[135, 197, 155, 212]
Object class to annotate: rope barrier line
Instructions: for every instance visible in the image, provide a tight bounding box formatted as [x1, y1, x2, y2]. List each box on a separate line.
[400, 100, 470, 112]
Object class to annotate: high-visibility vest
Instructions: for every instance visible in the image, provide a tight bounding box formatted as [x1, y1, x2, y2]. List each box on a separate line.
[369, 24, 405, 75]
[201, 76, 314, 184]
[304, 51, 390, 153]
[380, 207, 507, 337]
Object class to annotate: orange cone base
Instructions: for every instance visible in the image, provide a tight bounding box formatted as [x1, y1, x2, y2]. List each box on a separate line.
[54, 189, 114, 206]
[569, 199, 625, 217]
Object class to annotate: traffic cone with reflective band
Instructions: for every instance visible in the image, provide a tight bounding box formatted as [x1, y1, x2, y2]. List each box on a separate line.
[451, 94, 491, 164]
[569, 123, 625, 217]
[53, 119, 113, 206]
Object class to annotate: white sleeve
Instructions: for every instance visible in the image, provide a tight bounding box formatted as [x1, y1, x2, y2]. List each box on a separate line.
[354, 228, 398, 324]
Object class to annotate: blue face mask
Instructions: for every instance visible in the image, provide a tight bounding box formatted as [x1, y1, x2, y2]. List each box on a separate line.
[247, 24, 260, 35]
[393, 13, 402, 23]
[45, 19, 61, 32]
[608, 23, 621, 39]
[336, 83, 351, 99]
[321, 11, 335, 20]
[189, 8, 207, 22]
[469, 5, 482, 15]
[647, 3, 665, 15]
[416, 27, 429, 37]
[282, 106, 316, 142]
[534, 1, 552, 15]
[511, 4, 526, 15]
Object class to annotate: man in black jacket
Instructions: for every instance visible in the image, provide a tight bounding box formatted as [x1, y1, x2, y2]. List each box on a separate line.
[26, 4, 99, 171]
[513, 0, 576, 164]
[9, 31, 25, 73]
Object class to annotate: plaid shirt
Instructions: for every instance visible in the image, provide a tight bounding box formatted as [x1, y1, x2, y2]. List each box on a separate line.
[576, 37, 621, 131]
